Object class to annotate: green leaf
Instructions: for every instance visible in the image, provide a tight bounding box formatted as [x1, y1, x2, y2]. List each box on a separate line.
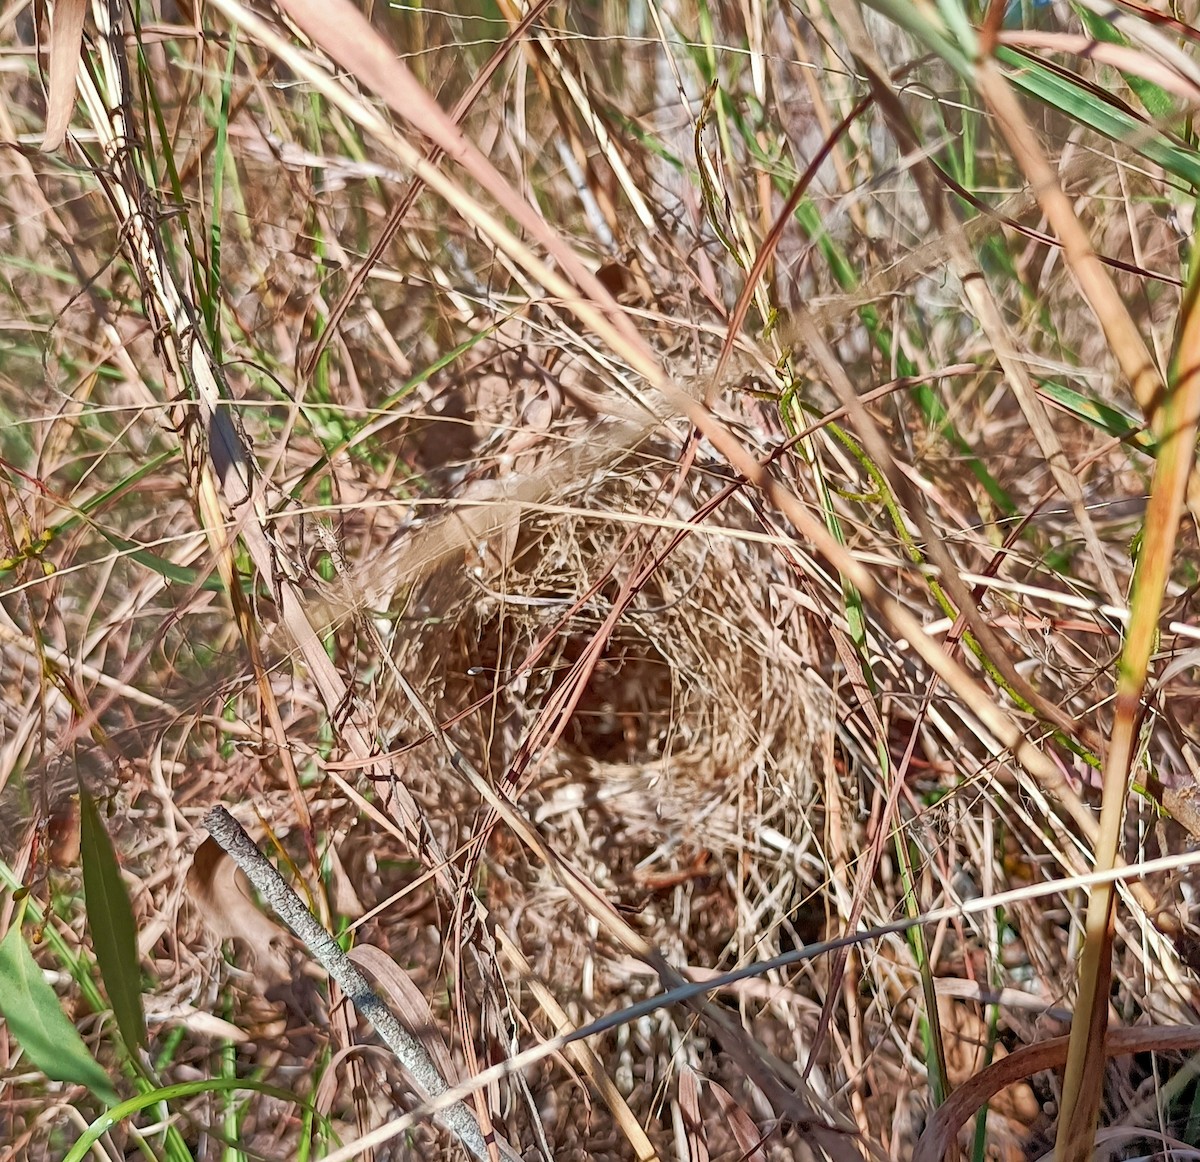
[80, 785, 148, 1054]
[997, 46, 1200, 190]
[862, 1, 1197, 187]
[1074, 5, 1176, 121]
[0, 908, 119, 1104]
[89, 525, 224, 591]
[1036, 379, 1158, 453]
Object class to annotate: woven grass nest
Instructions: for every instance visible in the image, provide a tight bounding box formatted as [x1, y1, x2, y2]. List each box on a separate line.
[389, 428, 833, 896]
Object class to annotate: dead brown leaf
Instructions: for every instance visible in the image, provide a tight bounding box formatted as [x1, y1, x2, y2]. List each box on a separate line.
[42, 0, 87, 152]
[913, 1025, 1200, 1162]
[708, 1079, 768, 1162]
[347, 943, 460, 1088]
[679, 1067, 708, 1162]
[185, 834, 290, 982]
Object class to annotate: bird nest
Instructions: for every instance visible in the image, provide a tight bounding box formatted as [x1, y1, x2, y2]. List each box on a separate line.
[390, 435, 832, 883]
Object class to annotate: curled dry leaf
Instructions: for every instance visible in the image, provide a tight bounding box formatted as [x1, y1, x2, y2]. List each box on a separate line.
[678, 1066, 708, 1162]
[935, 995, 1038, 1158]
[707, 1079, 768, 1162]
[325, 842, 365, 920]
[185, 834, 290, 982]
[314, 1042, 372, 1119]
[347, 943, 459, 1088]
[913, 1025, 1200, 1162]
[42, 0, 88, 152]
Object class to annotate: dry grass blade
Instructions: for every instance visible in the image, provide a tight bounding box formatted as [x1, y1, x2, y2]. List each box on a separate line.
[1055, 244, 1200, 1161]
[272, 0, 648, 353]
[678, 1066, 708, 1162]
[653, 369, 1183, 1087]
[997, 31, 1200, 102]
[301, 0, 557, 380]
[207, 0, 666, 395]
[494, 929, 660, 1162]
[41, 0, 87, 151]
[708, 1079, 769, 1162]
[829, 0, 1124, 608]
[974, 56, 1164, 421]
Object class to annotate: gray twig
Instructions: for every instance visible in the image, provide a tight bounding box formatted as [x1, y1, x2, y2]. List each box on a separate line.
[203, 806, 520, 1162]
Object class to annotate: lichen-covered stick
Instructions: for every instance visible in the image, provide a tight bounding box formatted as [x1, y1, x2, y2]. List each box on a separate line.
[202, 806, 519, 1162]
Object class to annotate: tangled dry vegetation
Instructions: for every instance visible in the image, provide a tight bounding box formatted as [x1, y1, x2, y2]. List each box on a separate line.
[3, 0, 1200, 1160]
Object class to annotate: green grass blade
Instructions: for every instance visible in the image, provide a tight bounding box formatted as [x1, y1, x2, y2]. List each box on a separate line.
[63, 1076, 326, 1162]
[0, 450, 223, 591]
[204, 30, 238, 356]
[997, 45, 1200, 190]
[0, 904, 119, 1105]
[1036, 379, 1157, 453]
[80, 784, 148, 1054]
[895, 836, 949, 1107]
[786, 203, 1016, 515]
[865, 0, 1194, 191]
[90, 526, 225, 591]
[1074, 5, 1176, 120]
[289, 324, 499, 496]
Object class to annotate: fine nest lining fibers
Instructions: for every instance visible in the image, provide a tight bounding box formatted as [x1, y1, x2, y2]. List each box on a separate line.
[402, 449, 831, 878]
